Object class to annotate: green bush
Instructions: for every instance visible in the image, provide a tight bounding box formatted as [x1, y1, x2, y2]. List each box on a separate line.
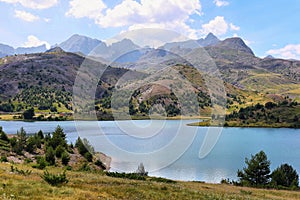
[95, 160, 106, 169]
[23, 107, 35, 120]
[271, 163, 299, 189]
[55, 145, 65, 158]
[11, 165, 32, 176]
[0, 127, 9, 142]
[79, 162, 91, 172]
[33, 156, 48, 169]
[105, 171, 146, 180]
[149, 177, 176, 183]
[61, 152, 70, 166]
[45, 147, 55, 166]
[0, 156, 8, 162]
[84, 152, 93, 162]
[41, 170, 68, 186]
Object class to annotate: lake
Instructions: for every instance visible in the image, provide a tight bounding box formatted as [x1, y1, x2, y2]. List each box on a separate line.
[0, 120, 299, 183]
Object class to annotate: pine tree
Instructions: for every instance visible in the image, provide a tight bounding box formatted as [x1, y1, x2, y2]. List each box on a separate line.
[237, 151, 271, 186]
[271, 164, 299, 188]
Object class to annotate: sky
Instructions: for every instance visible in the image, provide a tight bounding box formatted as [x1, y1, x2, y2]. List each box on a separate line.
[0, 0, 300, 59]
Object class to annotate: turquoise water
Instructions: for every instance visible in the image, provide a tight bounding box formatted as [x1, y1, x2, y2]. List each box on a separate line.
[0, 120, 299, 183]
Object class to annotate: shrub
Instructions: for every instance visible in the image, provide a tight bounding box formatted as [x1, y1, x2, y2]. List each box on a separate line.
[95, 160, 106, 169]
[23, 107, 35, 120]
[45, 147, 55, 166]
[11, 166, 32, 176]
[33, 156, 48, 169]
[61, 152, 70, 166]
[24, 158, 33, 164]
[41, 170, 68, 186]
[55, 145, 65, 158]
[271, 163, 299, 189]
[26, 136, 37, 153]
[0, 127, 9, 142]
[79, 163, 91, 172]
[0, 156, 8, 162]
[149, 177, 176, 183]
[84, 152, 93, 162]
[105, 171, 146, 181]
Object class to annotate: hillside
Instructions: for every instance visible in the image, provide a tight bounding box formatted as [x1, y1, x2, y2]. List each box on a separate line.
[0, 49, 144, 120]
[0, 162, 300, 200]
[0, 34, 299, 125]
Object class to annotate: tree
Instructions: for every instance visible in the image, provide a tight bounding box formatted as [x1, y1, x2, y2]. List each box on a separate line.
[45, 146, 55, 166]
[37, 130, 44, 140]
[61, 152, 70, 166]
[16, 127, 27, 152]
[26, 136, 37, 153]
[84, 152, 93, 162]
[75, 137, 94, 155]
[23, 107, 35, 120]
[237, 151, 271, 186]
[0, 127, 9, 142]
[75, 137, 88, 155]
[49, 126, 67, 149]
[271, 164, 299, 188]
[55, 145, 65, 158]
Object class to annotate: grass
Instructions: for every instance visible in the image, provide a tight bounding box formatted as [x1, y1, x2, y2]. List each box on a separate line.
[0, 163, 300, 200]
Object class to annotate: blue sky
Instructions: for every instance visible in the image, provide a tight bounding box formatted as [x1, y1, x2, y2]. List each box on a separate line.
[0, 0, 300, 59]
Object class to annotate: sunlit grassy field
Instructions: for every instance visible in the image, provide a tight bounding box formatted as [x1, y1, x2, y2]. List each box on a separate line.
[0, 163, 300, 200]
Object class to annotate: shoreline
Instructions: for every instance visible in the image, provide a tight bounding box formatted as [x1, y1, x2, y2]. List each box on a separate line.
[0, 117, 299, 129]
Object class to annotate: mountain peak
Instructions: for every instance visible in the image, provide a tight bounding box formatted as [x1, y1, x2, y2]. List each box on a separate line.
[198, 33, 220, 47]
[264, 55, 275, 59]
[46, 46, 65, 53]
[205, 33, 218, 40]
[59, 34, 104, 55]
[218, 37, 254, 55]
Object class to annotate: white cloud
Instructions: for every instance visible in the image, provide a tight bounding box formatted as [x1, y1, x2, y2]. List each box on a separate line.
[0, 0, 58, 9]
[23, 35, 50, 49]
[201, 16, 228, 36]
[267, 44, 300, 60]
[97, 0, 201, 28]
[66, 0, 106, 19]
[66, 0, 202, 39]
[213, 0, 229, 7]
[14, 10, 39, 22]
[230, 23, 240, 31]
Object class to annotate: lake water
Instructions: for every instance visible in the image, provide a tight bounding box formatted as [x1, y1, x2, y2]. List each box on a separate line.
[0, 120, 299, 183]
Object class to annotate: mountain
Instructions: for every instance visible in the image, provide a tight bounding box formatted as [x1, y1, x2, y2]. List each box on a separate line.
[0, 43, 47, 58]
[264, 55, 275, 59]
[0, 50, 143, 101]
[59, 35, 141, 62]
[161, 33, 220, 51]
[59, 34, 106, 55]
[46, 46, 65, 53]
[107, 38, 140, 62]
[213, 37, 254, 55]
[0, 34, 299, 122]
[15, 44, 47, 55]
[0, 44, 14, 56]
[197, 32, 220, 46]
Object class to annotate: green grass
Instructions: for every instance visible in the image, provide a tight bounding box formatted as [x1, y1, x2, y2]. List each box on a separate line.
[0, 163, 300, 200]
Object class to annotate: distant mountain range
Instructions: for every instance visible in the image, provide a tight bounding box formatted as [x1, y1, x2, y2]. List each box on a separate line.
[0, 43, 47, 57]
[0, 33, 226, 60]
